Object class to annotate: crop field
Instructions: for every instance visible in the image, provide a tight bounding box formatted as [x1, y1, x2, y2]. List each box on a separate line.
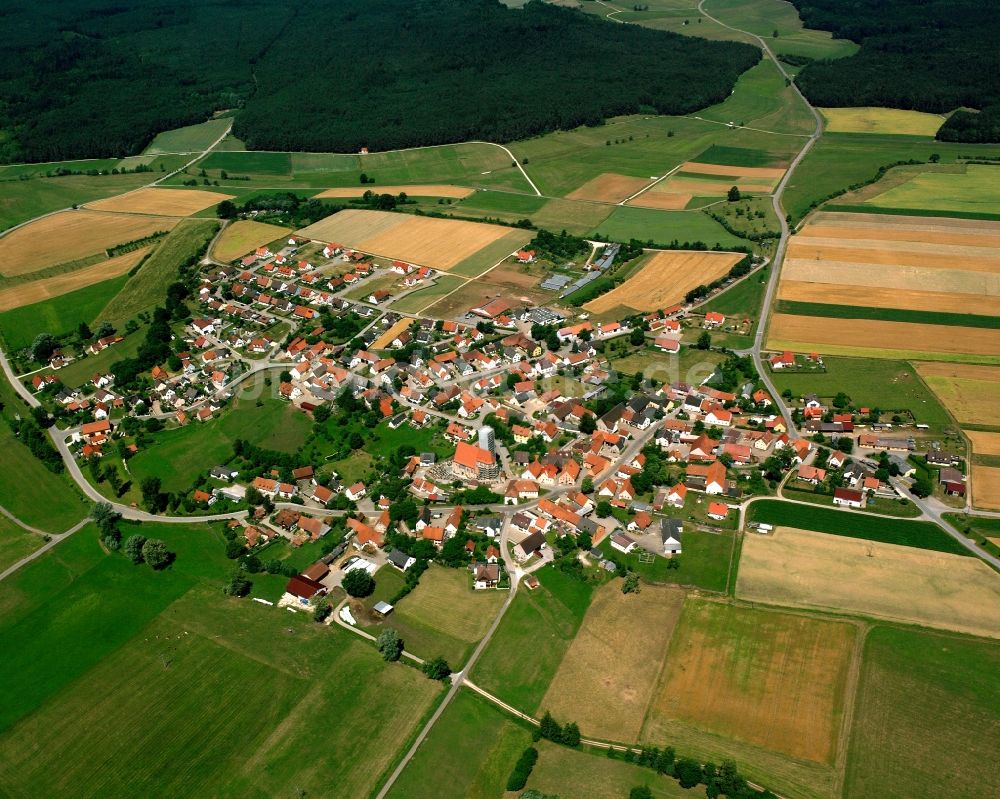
[845, 625, 1000, 799]
[363, 565, 506, 666]
[818, 107, 946, 137]
[0, 210, 178, 277]
[211, 220, 292, 262]
[591, 205, 747, 250]
[315, 184, 474, 199]
[974, 467, 1000, 510]
[296, 208, 525, 270]
[541, 582, 684, 741]
[778, 282, 1000, 316]
[531, 197, 613, 235]
[0, 246, 149, 312]
[646, 598, 855, 765]
[584, 250, 742, 313]
[914, 362, 1000, 427]
[386, 688, 530, 799]
[860, 164, 1000, 216]
[473, 565, 593, 713]
[738, 527, 1000, 638]
[967, 431, 1000, 455]
[85, 187, 233, 216]
[142, 118, 231, 154]
[565, 172, 651, 202]
[423, 260, 550, 318]
[629, 189, 695, 210]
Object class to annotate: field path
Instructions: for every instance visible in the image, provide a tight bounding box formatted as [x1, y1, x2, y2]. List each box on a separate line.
[0, 513, 89, 582]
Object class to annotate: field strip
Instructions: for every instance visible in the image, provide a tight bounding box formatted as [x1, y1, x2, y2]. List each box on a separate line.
[795, 228, 1000, 251]
[85, 187, 234, 216]
[784, 244, 1000, 273]
[620, 162, 684, 205]
[812, 210, 1000, 232]
[628, 192, 693, 210]
[782, 260, 1000, 295]
[974, 466, 1000, 510]
[681, 161, 786, 180]
[967, 431, 1000, 456]
[654, 177, 775, 194]
[566, 173, 652, 203]
[777, 281, 1000, 315]
[314, 185, 475, 199]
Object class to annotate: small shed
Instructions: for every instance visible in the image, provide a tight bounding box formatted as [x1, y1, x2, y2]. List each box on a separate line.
[372, 601, 394, 617]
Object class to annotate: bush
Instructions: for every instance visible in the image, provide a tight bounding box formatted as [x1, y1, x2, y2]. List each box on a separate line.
[376, 628, 403, 661]
[506, 746, 539, 791]
[224, 570, 252, 597]
[421, 656, 452, 681]
[141, 539, 171, 570]
[123, 534, 147, 564]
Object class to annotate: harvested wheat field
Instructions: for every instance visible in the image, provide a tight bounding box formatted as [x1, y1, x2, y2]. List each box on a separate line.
[645, 598, 855, 764]
[0, 247, 150, 311]
[738, 527, 1000, 638]
[661, 176, 775, 194]
[584, 250, 742, 314]
[818, 107, 945, 136]
[297, 209, 519, 270]
[566, 173, 651, 203]
[540, 583, 684, 742]
[809, 210, 999, 234]
[85, 187, 233, 216]
[914, 363, 1000, 426]
[785, 242, 1000, 274]
[782, 260, 1000, 297]
[768, 315, 1000, 360]
[371, 317, 416, 350]
[212, 220, 293, 263]
[0, 210, 178, 277]
[681, 161, 785, 182]
[315, 184, 474, 199]
[628, 191, 693, 210]
[974, 467, 1000, 510]
[777, 281, 1000, 316]
[967, 431, 1000, 456]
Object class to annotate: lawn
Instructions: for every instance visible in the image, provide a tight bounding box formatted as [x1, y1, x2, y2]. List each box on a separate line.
[98, 218, 219, 327]
[700, 267, 768, 318]
[745, 500, 969, 554]
[0, 273, 130, 350]
[472, 565, 593, 713]
[767, 357, 956, 432]
[600, 529, 735, 592]
[128, 385, 311, 493]
[0, 515, 45, 574]
[591, 206, 747, 250]
[364, 564, 507, 666]
[142, 118, 231, 154]
[844, 625, 1000, 799]
[385, 687, 532, 799]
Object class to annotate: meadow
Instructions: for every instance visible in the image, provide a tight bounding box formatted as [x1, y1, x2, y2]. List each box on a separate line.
[142, 118, 232, 154]
[591, 206, 747, 250]
[700, 267, 768, 319]
[599, 529, 735, 593]
[472, 565, 593, 713]
[862, 163, 1000, 216]
[745, 500, 969, 554]
[0, 515, 46, 574]
[844, 625, 1000, 799]
[914, 362, 1000, 428]
[212, 220, 293, 263]
[389, 274, 466, 314]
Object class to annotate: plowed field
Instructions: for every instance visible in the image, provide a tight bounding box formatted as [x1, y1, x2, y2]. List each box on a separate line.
[566, 173, 651, 203]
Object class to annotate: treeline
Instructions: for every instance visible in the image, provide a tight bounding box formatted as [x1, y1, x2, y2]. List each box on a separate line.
[220, 192, 341, 228]
[788, 0, 1000, 142]
[0, 0, 758, 163]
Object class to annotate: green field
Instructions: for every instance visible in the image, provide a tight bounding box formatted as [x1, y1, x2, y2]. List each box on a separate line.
[143, 118, 232, 154]
[845, 625, 1000, 799]
[473, 565, 593, 713]
[862, 164, 1000, 216]
[448, 229, 535, 277]
[746, 500, 969, 554]
[453, 190, 546, 216]
[199, 150, 294, 175]
[390, 275, 467, 313]
[98, 219, 219, 326]
[612, 346, 726, 387]
[775, 301, 1000, 330]
[601, 529, 736, 592]
[127, 381, 311, 494]
[385, 688, 532, 799]
[0, 515, 46, 574]
[700, 268, 768, 318]
[0, 523, 441, 799]
[592, 206, 747, 249]
[766, 357, 956, 431]
[531, 197, 614, 235]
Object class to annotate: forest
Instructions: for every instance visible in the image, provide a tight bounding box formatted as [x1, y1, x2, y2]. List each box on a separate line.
[788, 0, 1000, 142]
[0, 0, 758, 163]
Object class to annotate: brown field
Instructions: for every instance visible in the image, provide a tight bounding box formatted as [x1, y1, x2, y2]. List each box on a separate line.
[423, 259, 549, 318]
[778, 280, 1000, 315]
[645, 598, 855, 765]
[682, 161, 786, 181]
[810, 210, 1000, 233]
[782, 259, 999, 296]
[296, 209, 518, 270]
[966, 431, 1000, 456]
[371, 316, 416, 350]
[914, 363, 1000, 425]
[974, 467, 1000, 510]
[584, 250, 742, 314]
[0, 247, 150, 311]
[629, 192, 693, 210]
[85, 187, 233, 216]
[0, 210, 179, 277]
[314, 184, 474, 199]
[660, 177, 775, 194]
[785, 241, 1000, 273]
[737, 527, 1000, 638]
[565, 172, 651, 203]
[212, 220, 293, 263]
[768, 314, 1000, 358]
[540, 583, 684, 742]
[791, 234, 1000, 260]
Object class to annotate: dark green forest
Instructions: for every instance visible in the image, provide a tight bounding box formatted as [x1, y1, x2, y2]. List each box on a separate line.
[0, 0, 758, 163]
[788, 0, 1000, 142]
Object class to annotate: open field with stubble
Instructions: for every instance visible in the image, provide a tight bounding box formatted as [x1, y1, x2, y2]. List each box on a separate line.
[85, 187, 233, 216]
[914, 362, 1000, 427]
[737, 527, 1000, 638]
[973, 467, 1000, 510]
[584, 250, 742, 313]
[565, 172, 651, 202]
[540, 582, 684, 742]
[0, 210, 178, 276]
[211, 220, 293, 262]
[845, 625, 1000, 799]
[967, 431, 1000, 455]
[818, 107, 946, 136]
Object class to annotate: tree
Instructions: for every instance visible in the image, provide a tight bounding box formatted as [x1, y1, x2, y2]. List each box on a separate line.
[579, 414, 596, 434]
[629, 787, 653, 799]
[90, 501, 119, 535]
[141, 538, 171, 569]
[911, 477, 933, 498]
[629, 327, 645, 346]
[312, 404, 331, 424]
[311, 596, 331, 622]
[30, 333, 57, 363]
[422, 656, 452, 681]
[596, 500, 613, 517]
[696, 331, 712, 350]
[539, 711, 561, 741]
[349, 432, 365, 450]
[656, 746, 676, 774]
[216, 199, 237, 219]
[224, 570, 252, 597]
[140, 476, 162, 511]
[376, 628, 403, 661]
[545, 331, 560, 351]
[77, 321, 93, 340]
[622, 573, 640, 594]
[226, 538, 245, 559]
[727, 185, 741, 202]
[581, 477, 594, 494]
[561, 721, 581, 747]
[124, 534, 147, 563]
[674, 758, 704, 789]
[343, 568, 375, 598]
